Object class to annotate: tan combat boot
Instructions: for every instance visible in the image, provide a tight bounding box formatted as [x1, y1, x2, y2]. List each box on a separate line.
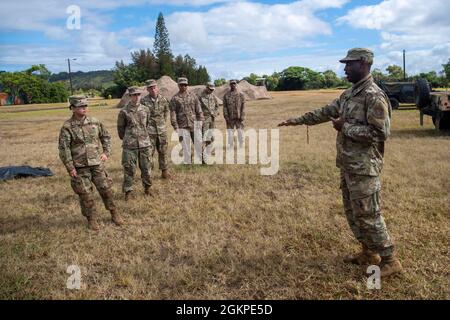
[343, 244, 381, 265]
[125, 191, 132, 201]
[380, 254, 403, 277]
[110, 209, 124, 226]
[161, 169, 171, 179]
[87, 216, 100, 231]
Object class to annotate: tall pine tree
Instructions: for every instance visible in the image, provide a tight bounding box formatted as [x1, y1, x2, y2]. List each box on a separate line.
[154, 12, 174, 78]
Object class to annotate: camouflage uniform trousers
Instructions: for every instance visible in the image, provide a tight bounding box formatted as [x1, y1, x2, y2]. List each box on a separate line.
[226, 119, 244, 146]
[340, 170, 394, 257]
[70, 165, 116, 218]
[179, 129, 202, 164]
[122, 147, 152, 193]
[202, 116, 216, 160]
[150, 133, 169, 171]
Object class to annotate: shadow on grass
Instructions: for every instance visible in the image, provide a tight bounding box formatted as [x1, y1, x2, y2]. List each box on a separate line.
[0, 215, 81, 235]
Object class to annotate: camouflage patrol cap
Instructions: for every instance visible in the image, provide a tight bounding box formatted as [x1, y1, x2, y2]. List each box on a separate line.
[128, 86, 141, 95]
[145, 79, 157, 88]
[69, 95, 88, 108]
[339, 48, 374, 65]
[229, 79, 237, 84]
[206, 82, 215, 90]
[178, 77, 188, 85]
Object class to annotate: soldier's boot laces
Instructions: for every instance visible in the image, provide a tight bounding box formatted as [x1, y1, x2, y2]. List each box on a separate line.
[379, 254, 403, 277]
[87, 216, 100, 231]
[343, 244, 381, 265]
[110, 210, 124, 226]
[161, 170, 171, 179]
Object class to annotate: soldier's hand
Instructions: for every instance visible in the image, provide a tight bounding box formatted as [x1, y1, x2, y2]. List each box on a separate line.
[330, 117, 344, 132]
[70, 169, 77, 178]
[278, 118, 297, 127]
[100, 153, 108, 162]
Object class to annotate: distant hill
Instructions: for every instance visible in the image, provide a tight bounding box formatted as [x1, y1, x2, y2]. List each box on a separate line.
[49, 70, 114, 90]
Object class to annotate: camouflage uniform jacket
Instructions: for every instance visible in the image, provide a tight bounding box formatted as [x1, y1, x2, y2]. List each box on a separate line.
[58, 115, 112, 172]
[117, 102, 151, 149]
[169, 91, 205, 131]
[223, 90, 245, 121]
[294, 74, 391, 176]
[198, 90, 220, 119]
[140, 94, 170, 135]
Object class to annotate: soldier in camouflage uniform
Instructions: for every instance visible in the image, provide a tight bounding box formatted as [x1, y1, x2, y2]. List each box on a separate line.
[198, 82, 220, 163]
[170, 77, 205, 164]
[223, 80, 245, 147]
[279, 48, 403, 277]
[58, 96, 123, 230]
[117, 86, 153, 200]
[140, 79, 171, 179]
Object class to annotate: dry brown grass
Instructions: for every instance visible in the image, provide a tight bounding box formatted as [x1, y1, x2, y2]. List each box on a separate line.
[0, 91, 449, 300]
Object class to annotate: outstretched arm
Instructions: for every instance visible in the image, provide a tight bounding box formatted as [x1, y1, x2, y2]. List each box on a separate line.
[278, 98, 340, 126]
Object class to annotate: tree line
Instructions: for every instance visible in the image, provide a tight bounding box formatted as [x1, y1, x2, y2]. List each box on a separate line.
[236, 67, 350, 91]
[0, 65, 68, 104]
[373, 60, 450, 88]
[238, 59, 450, 91]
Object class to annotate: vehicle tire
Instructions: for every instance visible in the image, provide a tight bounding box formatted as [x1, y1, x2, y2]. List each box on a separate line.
[415, 78, 430, 109]
[389, 98, 399, 110]
[435, 112, 450, 131]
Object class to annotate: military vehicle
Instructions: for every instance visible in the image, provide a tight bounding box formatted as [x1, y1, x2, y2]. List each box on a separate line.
[415, 79, 450, 131]
[377, 80, 416, 109]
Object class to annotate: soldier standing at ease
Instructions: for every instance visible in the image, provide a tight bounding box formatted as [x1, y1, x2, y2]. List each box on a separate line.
[198, 82, 220, 163]
[278, 48, 403, 277]
[223, 80, 245, 147]
[117, 86, 153, 200]
[58, 96, 123, 230]
[140, 79, 171, 179]
[169, 77, 205, 164]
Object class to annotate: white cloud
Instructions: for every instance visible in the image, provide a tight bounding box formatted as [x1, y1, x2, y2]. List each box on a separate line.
[0, 0, 351, 75]
[167, 0, 349, 54]
[338, 0, 450, 73]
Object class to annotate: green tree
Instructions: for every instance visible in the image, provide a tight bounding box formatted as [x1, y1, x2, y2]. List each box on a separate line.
[386, 65, 405, 81]
[131, 49, 158, 82]
[214, 78, 226, 86]
[113, 60, 140, 89]
[278, 66, 324, 91]
[321, 70, 340, 88]
[371, 68, 388, 82]
[0, 69, 68, 104]
[264, 72, 280, 91]
[243, 73, 259, 85]
[154, 12, 174, 78]
[25, 64, 52, 80]
[413, 71, 445, 88]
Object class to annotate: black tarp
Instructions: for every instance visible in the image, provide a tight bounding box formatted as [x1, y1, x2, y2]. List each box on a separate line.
[0, 166, 54, 181]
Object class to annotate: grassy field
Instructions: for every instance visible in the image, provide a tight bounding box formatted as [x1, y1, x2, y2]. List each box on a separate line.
[0, 91, 449, 300]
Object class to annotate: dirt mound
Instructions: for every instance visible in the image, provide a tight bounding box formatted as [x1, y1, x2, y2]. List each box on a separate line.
[117, 77, 271, 108]
[215, 80, 272, 101]
[116, 76, 178, 108]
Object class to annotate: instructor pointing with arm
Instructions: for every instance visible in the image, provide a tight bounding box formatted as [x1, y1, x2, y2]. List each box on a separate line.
[279, 48, 403, 278]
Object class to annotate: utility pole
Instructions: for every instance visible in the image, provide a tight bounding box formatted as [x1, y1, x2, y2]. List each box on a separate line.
[67, 58, 76, 95]
[403, 50, 406, 81]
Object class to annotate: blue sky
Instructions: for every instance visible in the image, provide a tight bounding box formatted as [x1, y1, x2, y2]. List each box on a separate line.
[0, 0, 449, 80]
